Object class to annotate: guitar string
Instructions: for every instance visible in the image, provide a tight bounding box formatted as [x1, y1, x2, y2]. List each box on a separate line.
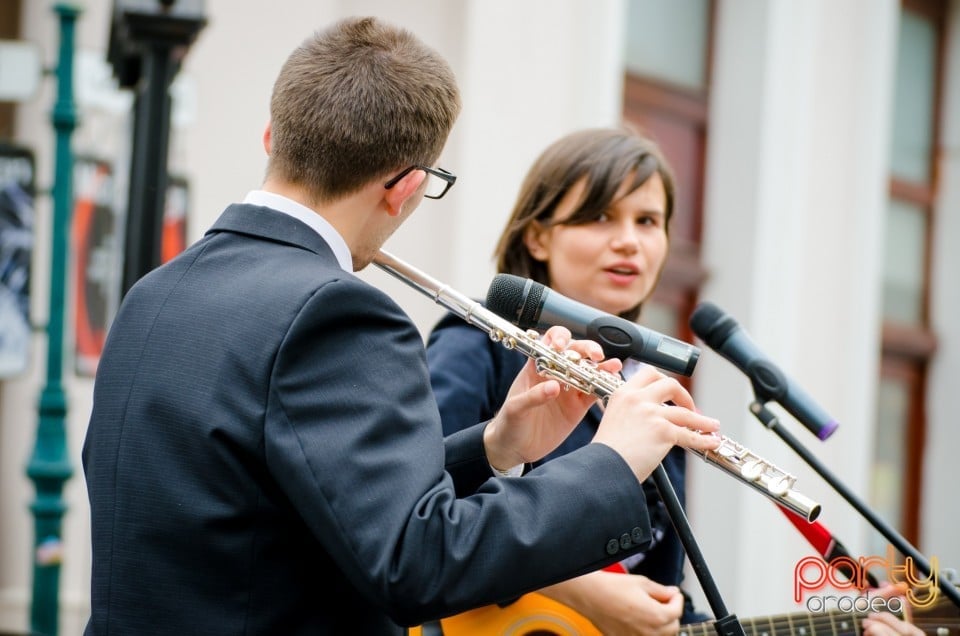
[683, 612, 958, 635]
[684, 611, 884, 634]
[682, 587, 960, 635]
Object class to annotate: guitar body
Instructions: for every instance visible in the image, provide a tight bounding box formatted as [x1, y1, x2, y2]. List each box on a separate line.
[437, 591, 602, 636]
[410, 583, 960, 636]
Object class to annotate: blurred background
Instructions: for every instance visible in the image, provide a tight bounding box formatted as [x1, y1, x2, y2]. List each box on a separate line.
[1, 0, 958, 633]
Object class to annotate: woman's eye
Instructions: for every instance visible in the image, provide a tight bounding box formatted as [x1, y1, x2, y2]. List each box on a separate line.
[637, 214, 661, 227]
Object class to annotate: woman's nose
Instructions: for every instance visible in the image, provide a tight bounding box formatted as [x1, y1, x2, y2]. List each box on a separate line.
[609, 221, 640, 252]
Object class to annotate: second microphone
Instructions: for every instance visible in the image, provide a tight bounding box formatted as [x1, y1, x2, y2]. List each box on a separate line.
[485, 273, 700, 377]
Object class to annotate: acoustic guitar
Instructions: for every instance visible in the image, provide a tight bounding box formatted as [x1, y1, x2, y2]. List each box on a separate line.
[410, 584, 960, 635]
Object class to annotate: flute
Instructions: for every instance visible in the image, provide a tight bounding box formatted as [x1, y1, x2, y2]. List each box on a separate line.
[374, 249, 821, 523]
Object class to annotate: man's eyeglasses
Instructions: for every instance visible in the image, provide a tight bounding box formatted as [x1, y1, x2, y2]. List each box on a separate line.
[384, 165, 457, 200]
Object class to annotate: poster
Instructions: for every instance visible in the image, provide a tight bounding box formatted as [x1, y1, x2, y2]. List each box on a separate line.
[72, 156, 119, 376]
[0, 144, 35, 377]
[72, 159, 189, 376]
[162, 175, 188, 264]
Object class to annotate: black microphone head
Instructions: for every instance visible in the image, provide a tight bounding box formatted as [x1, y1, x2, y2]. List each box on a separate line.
[690, 301, 739, 349]
[486, 274, 544, 330]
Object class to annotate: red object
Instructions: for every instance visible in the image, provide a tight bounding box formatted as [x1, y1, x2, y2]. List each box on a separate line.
[778, 504, 879, 588]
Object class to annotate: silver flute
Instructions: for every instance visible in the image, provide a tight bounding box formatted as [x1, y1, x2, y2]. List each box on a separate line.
[374, 249, 821, 523]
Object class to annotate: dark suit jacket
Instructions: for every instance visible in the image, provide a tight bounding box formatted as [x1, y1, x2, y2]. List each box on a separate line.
[427, 308, 709, 624]
[82, 203, 654, 635]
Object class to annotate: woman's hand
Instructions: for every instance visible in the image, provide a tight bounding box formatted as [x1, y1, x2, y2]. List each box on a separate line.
[540, 570, 684, 636]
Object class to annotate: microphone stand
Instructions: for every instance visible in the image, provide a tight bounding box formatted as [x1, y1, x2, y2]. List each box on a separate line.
[747, 399, 960, 610]
[651, 464, 746, 636]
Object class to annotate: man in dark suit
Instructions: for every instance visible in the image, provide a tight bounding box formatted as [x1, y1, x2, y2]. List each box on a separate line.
[81, 15, 721, 635]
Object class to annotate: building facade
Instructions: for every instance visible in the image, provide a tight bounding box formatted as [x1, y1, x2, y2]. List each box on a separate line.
[1, 0, 958, 633]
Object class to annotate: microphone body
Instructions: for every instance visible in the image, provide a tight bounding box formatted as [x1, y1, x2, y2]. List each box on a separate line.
[485, 274, 699, 377]
[689, 302, 839, 440]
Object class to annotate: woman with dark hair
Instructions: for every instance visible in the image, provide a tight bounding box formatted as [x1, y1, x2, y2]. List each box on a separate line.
[428, 127, 699, 635]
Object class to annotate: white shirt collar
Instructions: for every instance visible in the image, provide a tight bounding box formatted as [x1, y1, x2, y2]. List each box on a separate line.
[242, 190, 353, 273]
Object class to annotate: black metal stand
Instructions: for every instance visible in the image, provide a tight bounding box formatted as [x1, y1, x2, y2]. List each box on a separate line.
[748, 400, 960, 610]
[107, 2, 207, 297]
[651, 464, 746, 636]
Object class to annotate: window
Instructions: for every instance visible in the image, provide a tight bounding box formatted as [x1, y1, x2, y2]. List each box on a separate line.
[867, 0, 945, 555]
[621, 0, 713, 374]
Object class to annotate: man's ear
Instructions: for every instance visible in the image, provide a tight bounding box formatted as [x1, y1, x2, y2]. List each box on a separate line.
[383, 169, 426, 217]
[523, 221, 551, 261]
[262, 121, 272, 154]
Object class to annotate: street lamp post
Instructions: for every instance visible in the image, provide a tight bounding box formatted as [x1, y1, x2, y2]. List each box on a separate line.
[107, 0, 206, 297]
[25, 4, 80, 635]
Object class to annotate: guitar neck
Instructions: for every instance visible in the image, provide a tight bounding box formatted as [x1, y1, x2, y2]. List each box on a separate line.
[681, 609, 956, 636]
[681, 612, 867, 636]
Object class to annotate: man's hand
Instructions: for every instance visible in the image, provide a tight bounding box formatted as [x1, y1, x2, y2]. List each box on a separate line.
[592, 365, 721, 482]
[483, 326, 622, 471]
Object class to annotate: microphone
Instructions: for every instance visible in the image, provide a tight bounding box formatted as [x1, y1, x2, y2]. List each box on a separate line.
[484, 273, 699, 377]
[689, 301, 839, 441]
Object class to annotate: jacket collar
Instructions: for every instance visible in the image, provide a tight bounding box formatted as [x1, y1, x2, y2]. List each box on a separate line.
[206, 203, 339, 263]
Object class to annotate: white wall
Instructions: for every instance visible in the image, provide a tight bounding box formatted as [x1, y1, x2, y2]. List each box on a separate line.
[2, 0, 958, 633]
[689, 0, 902, 618]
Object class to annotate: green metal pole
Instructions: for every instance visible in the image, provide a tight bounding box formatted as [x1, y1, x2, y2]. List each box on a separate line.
[26, 4, 80, 635]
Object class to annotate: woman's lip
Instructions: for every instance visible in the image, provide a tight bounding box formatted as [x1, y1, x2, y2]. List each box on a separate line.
[603, 269, 639, 285]
[605, 262, 640, 275]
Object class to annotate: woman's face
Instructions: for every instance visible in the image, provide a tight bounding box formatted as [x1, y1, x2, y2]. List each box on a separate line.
[523, 172, 669, 316]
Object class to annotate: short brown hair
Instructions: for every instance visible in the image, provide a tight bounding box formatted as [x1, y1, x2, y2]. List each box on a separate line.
[494, 127, 675, 321]
[267, 17, 462, 202]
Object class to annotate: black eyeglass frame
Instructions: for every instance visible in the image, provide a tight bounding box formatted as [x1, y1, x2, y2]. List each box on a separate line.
[384, 165, 457, 200]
